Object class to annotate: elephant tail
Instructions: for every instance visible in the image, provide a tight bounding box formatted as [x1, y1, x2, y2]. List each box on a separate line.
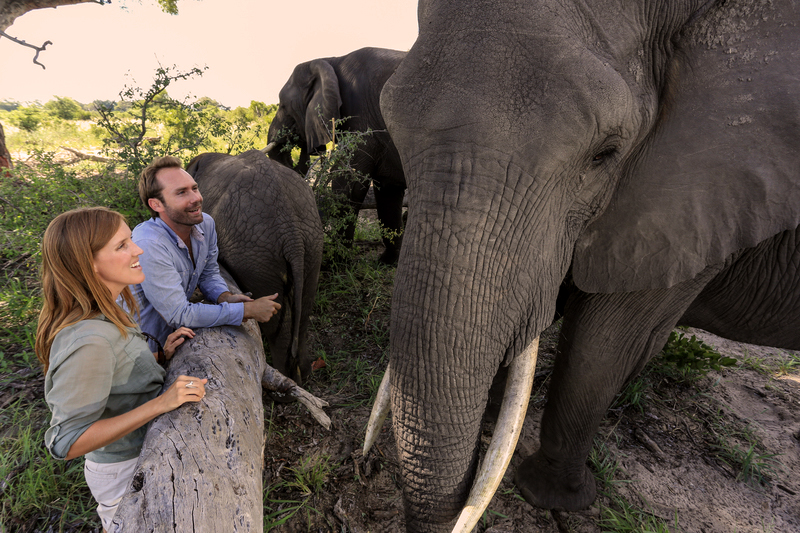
[289, 259, 305, 379]
[285, 242, 317, 385]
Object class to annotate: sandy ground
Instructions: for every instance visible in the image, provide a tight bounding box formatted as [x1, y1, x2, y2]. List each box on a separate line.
[264, 325, 800, 533]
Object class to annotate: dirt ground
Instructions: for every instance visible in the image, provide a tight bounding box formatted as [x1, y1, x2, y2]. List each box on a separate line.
[266, 323, 800, 533]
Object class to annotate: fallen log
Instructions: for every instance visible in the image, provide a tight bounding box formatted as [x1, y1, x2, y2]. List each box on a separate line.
[59, 146, 115, 164]
[111, 270, 328, 532]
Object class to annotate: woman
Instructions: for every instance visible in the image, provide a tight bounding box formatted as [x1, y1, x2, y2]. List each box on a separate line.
[35, 207, 207, 531]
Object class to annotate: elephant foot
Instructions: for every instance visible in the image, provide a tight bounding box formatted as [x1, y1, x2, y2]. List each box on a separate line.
[514, 450, 596, 511]
[378, 247, 400, 265]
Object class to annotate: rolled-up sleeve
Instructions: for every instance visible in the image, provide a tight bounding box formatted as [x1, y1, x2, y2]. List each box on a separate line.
[44, 336, 114, 460]
[137, 236, 244, 330]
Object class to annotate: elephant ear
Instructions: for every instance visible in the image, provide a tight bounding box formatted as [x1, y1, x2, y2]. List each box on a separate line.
[304, 59, 342, 152]
[185, 152, 227, 179]
[572, 3, 800, 293]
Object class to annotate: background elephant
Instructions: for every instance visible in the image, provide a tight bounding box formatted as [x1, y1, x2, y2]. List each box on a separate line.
[266, 47, 407, 264]
[186, 149, 323, 385]
[374, 1, 800, 531]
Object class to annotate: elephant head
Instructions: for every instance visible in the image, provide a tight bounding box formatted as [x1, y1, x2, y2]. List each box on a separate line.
[266, 59, 342, 175]
[370, 1, 800, 531]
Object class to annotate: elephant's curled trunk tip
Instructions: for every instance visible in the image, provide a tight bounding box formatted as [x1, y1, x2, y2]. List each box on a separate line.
[451, 337, 539, 533]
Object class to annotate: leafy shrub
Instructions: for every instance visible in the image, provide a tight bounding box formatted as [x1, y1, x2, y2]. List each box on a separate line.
[44, 97, 90, 121]
[0, 150, 146, 263]
[659, 331, 737, 377]
[11, 106, 44, 133]
[284, 116, 399, 266]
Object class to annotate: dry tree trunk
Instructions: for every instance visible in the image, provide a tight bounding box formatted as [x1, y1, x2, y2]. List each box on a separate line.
[0, 122, 11, 169]
[111, 269, 328, 532]
[59, 146, 114, 164]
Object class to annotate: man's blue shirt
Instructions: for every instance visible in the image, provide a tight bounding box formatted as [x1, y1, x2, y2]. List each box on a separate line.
[131, 213, 244, 349]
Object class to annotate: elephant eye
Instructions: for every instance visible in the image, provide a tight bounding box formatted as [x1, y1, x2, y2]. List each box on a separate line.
[591, 148, 616, 165]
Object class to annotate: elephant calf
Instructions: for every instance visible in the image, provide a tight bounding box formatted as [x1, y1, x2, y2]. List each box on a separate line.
[186, 150, 323, 385]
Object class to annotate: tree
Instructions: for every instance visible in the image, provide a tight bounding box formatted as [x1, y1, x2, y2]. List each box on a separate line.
[95, 65, 214, 177]
[0, 0, 180, 68]
[43, 95, 89, 120]
[10, 103, 43, 132]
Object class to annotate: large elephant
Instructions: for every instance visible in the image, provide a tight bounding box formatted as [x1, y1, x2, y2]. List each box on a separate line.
[186, 150, 323, 385]
[366, 1, 800, 531]
[266, 47, 407, 264]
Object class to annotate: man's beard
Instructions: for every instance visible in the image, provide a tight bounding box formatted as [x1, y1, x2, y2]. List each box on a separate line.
[163, 201, 203, 227]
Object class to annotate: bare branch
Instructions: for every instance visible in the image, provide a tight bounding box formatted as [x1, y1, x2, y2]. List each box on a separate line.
[0, 30, 51, 69]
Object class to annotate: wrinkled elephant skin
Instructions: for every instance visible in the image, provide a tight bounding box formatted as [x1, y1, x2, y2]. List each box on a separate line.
[267, 47, 408, 264]
[186, 150, 323, 385]
[379, 1, 800, 531]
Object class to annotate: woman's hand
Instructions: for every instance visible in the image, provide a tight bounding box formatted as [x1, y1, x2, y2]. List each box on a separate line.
[164, 327, 195, 359]
[159, 375, 208, 411]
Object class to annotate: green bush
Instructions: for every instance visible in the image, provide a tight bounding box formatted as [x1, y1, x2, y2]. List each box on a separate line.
[0, 150, 146, 263]
[11, 106, 44, 133]
[286, 116, 400, 266]
[659, 331, 737, 378]
[44, 97, 91, 121]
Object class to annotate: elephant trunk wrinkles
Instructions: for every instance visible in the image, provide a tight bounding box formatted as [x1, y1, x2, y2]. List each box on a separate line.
[389, 152, 565, 531]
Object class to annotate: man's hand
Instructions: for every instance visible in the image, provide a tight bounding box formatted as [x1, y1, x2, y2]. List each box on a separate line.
[243, 293, 282, 323]
[164, 327, 195, 359]
[217, 291, 254, 304]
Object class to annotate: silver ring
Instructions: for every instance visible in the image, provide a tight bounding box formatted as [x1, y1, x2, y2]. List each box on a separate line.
[186, 381, 195, 388]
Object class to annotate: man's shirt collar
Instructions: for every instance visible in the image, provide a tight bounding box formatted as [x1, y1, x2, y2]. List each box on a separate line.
[153, 216, 206, 249]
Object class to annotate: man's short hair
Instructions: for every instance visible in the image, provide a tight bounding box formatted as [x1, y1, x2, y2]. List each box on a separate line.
[139, 156, 183, 218]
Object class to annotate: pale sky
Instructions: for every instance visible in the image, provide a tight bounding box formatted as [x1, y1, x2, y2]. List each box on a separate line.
[0, 0, 419, 108]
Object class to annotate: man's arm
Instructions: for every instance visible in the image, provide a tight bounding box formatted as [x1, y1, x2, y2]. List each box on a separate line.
[219, 292, 282, 322]
[196, 219, 281, 323]
[195, 218, 232, 304]
[137, 238, 244, 330]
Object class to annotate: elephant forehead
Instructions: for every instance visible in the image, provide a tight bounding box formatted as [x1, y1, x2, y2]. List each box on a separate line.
[388, 35, 638, 157]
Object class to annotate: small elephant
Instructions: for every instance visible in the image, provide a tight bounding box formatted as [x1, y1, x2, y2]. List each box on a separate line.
[186, 150, 323, 385]
[266, 47, 407, 264]
[369, 1, 800, 531]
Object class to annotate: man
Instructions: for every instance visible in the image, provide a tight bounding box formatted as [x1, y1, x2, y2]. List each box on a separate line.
[131, 156, 280, 351]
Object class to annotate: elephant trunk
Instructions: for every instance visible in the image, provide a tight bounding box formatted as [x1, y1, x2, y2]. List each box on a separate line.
[384, 156, 564, 531]
[265, 140, 292, 168]
[366, 338, 538, 533]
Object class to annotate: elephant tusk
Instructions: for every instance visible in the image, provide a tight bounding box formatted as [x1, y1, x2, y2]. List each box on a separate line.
[363, 364, 392, 454]
[262, 142, 277, 153]
[451, 337, 539, 533]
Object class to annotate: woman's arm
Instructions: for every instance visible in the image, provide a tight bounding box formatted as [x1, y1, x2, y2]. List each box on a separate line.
[65, 375, 206, 460]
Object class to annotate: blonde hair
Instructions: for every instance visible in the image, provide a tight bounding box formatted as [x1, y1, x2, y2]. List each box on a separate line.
[35, 207, 139, 372]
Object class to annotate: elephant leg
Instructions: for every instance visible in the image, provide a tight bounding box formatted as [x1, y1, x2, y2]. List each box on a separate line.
[373, 180, 406, 264]
[515, 264, 723, 511]
[680, 227, 800, 349]
[330, 172, 370, 249]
